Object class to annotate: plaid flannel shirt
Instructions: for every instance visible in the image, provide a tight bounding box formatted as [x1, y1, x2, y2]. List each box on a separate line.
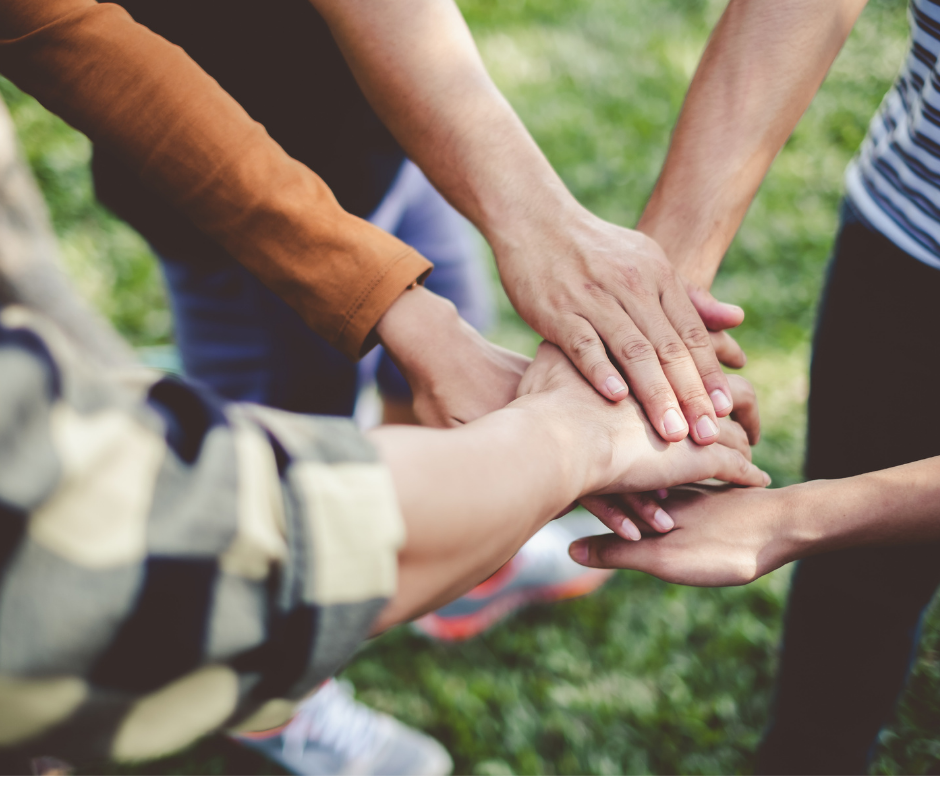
[0, 305, 404, 763]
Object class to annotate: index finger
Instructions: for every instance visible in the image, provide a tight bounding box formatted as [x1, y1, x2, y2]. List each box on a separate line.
[555, 315, 631, 403]
[661, 281, 734, 420]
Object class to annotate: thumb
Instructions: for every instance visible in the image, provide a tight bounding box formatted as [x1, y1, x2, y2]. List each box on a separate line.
[569, 532, 657, 571]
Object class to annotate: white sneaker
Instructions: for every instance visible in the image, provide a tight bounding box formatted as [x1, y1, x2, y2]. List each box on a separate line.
[233, 679, 453, 776]
[412, 515, 614, 641]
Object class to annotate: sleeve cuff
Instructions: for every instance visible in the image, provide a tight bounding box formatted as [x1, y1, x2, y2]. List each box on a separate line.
[335, 248, 433, 359]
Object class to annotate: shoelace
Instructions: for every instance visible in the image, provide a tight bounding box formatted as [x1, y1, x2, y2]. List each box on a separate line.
[282, 680, 388, 764]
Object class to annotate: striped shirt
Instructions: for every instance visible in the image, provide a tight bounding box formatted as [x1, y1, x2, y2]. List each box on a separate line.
[846, 0, 940, 268]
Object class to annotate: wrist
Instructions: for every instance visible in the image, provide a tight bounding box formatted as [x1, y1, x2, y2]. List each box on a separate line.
[775, 479, 846, 562]
[637, 190, 726, 288]
[375, 286, 461, 376]
[506, 388, 605, 501]
[787, 476, 887, 559]
[486, 191, 588, 268]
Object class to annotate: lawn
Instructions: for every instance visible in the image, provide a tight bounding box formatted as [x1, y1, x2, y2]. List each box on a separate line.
[6, 0, 940, 775]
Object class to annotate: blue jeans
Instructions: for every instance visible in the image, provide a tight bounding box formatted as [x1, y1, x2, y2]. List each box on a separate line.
[756, 201, 940, 774]
[160, 160, 493, 416]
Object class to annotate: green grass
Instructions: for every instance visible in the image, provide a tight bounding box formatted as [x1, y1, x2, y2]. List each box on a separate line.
[8, 0, 940, 775]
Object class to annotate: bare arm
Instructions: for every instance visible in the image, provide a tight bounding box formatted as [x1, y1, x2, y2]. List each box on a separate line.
[313, 0, 742, 447]
[570, 457, 940, 587]
[638, 0, 869, 287]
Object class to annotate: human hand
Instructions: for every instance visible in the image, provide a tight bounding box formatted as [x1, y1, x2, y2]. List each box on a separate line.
[376, 286, 530, 427]
[568, 483, 799, 587]
[514, 342, 770, 502]
[495, 206, 746, 445]
[683, 278, 747, 369]
[579, 372, 761, 540]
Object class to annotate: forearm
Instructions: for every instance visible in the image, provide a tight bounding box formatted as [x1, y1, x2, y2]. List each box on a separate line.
[789, 457, 940, 558]
[311, 0, 583, 255]
[637, 0, 867, 287]
[368, 399, 587, 630]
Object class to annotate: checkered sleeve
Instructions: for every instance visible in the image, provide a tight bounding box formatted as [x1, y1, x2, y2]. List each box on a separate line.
[0, 305, 405, 763]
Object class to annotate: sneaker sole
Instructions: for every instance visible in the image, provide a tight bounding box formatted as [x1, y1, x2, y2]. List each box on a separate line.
[411, 568, 613, 642]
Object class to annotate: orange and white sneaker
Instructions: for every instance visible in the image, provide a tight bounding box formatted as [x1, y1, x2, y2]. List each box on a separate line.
[412, 516, 613, 642]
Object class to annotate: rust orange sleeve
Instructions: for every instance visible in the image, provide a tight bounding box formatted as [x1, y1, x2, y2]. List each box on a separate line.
[0, 0, 432, 358]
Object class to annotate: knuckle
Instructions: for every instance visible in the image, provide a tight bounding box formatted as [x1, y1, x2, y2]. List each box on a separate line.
[618, 336, 657, 365]
[581, 280, 613, 304]
[676, 388, 712, 413]
[677, 322, 712, 351]
[700, 369, 738, 394]
[547, 291, 579, 315]
[656, 338, 691, 364]
[644, 382, 679, 407]
[700, 369, 729, 392]
[657, 259, 678, 283]
[615, 263, 646, 293]
[566, 330, 602, 361]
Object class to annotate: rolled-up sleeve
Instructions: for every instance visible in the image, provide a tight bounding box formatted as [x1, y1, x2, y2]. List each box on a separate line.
[0, 0, 431, 358]
[0, 305, 405, 763]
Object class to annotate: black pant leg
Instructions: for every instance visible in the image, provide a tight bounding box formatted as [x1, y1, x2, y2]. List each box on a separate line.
[757, 206, 940, 775]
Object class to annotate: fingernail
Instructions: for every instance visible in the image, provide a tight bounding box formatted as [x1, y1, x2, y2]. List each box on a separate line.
[722, 302, 745, 319]
[710, 389, 732, 413]
[763, 472, 772, 486]
[656, 488, 669, 500]
[654, 509, 675, 532]
[606, 376, 627, 396]
[663, 408, 686, 435]
[623, 517, 642, 541]
[696, 415, 718, 439]
[569, 539, 589, 563]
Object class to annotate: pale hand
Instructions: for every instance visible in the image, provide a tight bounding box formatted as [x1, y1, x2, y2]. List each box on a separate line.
[579, 372, 761, 540]
[497, 207, 747, 445]
[513, 342, 770, 501]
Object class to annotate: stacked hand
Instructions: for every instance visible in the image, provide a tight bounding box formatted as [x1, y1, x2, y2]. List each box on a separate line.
[513, 342, 770, 508]
[496, 208, 748, 444]
[578, 371, 761, 540]
[377, 217, 751, 449]
[568, 483, 792, 587]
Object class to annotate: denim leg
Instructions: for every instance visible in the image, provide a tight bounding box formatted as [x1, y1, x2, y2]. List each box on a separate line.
[757, 203, 940, 774]
[160, 256, 359, 417]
